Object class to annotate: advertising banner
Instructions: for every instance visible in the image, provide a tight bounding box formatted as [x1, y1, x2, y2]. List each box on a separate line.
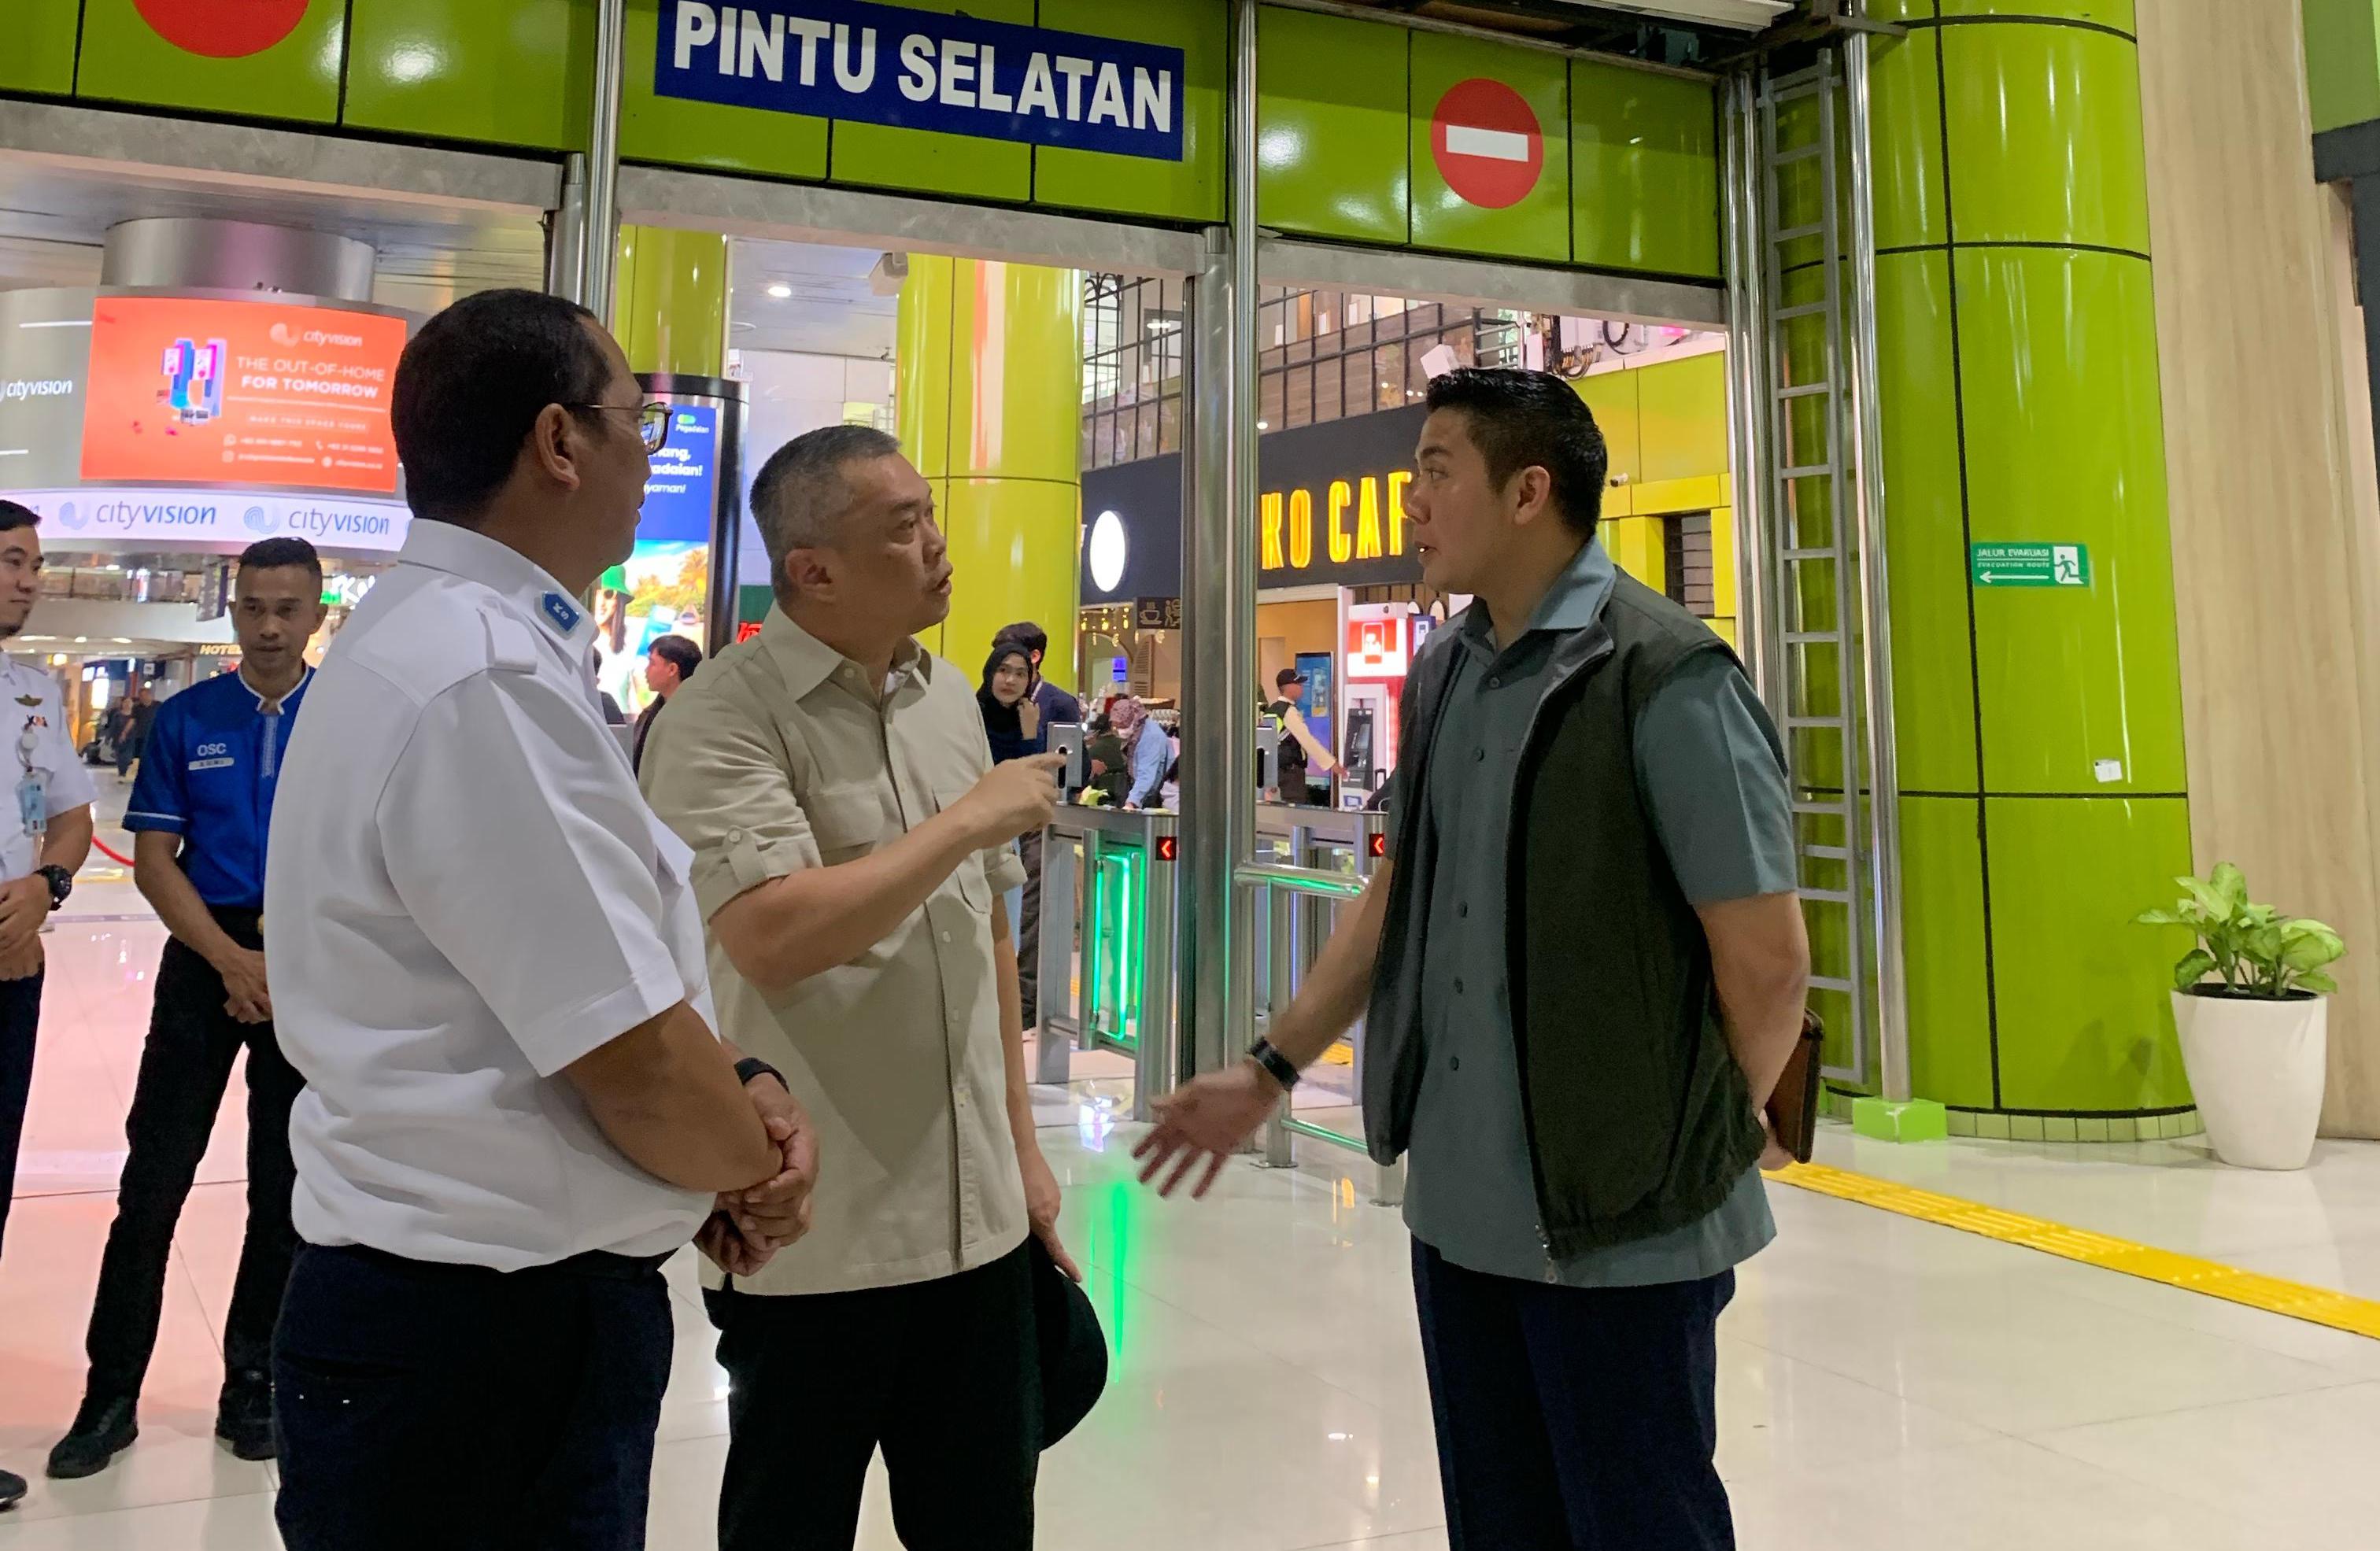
[653, 0, 1186, 161]
[2, 486, 410, 554]
[638, 402, 719, 545]
[598, 401, 729, 714]
[79, 295, 406, 494]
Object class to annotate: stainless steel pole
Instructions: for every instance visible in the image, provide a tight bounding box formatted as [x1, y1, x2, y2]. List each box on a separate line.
[1225, 0, 1260, 1071]
[582, 0, 626, 318]
[546, 153, 587, 302]
[1842, 20, 1913, 1102]
[1179, 0, 1261, 1085]
[1720, 70, 1773, 707]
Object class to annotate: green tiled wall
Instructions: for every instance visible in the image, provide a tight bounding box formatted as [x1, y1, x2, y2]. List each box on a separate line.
[1406, 31, 1571, 263]
[5, 1, 1726, 279]
[76, 0, 346, 124]
[0, 0, 81, 96]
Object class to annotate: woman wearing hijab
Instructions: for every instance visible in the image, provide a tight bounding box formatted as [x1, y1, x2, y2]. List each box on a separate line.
[978, 642, 1043, 763]
[979, 642, 1048, 1017]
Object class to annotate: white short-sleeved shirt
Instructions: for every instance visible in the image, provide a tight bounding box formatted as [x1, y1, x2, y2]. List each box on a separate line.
[0, 654, 98, 884]
[263, 520, 714, 1270]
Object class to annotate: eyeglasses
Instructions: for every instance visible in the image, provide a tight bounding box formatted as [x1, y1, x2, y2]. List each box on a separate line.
[563, 401, 671, 454]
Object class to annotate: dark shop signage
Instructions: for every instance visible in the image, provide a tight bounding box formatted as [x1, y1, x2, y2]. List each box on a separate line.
[656, 1, 1187, 161]
[1081, 404, 1428, 601]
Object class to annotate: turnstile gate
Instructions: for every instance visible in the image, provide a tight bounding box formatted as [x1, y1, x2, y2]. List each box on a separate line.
[1248, 803, 1402, 1204]
[1034, 805, 1179, 1121]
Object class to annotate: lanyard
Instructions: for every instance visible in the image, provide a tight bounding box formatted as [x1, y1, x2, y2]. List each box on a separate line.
[15, 681, 46, 841]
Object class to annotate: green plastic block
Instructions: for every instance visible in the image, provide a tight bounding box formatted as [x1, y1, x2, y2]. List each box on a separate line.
[1850, 1097, 1950, 1144]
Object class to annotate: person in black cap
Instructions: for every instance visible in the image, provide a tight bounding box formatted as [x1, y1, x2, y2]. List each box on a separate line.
[1266, 667, 1337, 807]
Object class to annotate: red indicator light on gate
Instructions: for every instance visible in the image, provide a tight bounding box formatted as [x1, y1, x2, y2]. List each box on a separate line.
[1156, 836, 1179, 862]
[1369, 833, 1388, 859]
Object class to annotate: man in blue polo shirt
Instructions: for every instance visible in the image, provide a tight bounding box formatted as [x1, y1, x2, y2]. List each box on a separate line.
[48, 537, 328, 1480]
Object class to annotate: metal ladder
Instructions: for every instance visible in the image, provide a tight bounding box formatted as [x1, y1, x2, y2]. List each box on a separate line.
[1757, 56, 1872, 1086]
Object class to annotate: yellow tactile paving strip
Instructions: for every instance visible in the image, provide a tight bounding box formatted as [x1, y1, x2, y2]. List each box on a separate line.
[1772, 1162, 2380, 1342]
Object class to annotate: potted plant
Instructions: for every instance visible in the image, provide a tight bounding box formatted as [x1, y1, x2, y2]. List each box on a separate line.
[2137, 864, 2345, 1170]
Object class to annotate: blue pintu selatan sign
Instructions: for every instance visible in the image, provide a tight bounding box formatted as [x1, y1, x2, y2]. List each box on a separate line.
[656, 1, 1187, 162]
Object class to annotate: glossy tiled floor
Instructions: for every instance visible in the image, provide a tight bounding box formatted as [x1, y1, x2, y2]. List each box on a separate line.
[6, 832, 2380, 1546]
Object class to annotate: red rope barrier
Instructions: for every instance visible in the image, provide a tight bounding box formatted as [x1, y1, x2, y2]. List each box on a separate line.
[92, 835, 135, 867]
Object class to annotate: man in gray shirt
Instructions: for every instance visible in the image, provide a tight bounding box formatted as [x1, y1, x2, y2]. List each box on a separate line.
[1138, 368, 1809, 1549]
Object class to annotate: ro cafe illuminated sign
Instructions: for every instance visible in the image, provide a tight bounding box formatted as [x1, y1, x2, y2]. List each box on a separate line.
[1259, 470, 1413, 576]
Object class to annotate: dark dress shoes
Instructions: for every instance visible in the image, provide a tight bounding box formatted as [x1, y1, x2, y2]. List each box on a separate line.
[46, 1394, 138, 1479]
[215, 1370, 276, 1462]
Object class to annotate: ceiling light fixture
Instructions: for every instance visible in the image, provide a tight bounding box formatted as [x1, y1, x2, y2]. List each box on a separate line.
[766, 283, 793, 300]
[1543, 0, 1787, 29]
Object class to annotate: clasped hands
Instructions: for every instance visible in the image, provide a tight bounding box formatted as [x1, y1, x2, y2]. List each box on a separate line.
[0, 874, 49, 982]
[696, 1076, 821, 1277]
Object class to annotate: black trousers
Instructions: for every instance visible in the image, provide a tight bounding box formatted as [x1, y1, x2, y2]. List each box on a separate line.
[275, 1243, 673, 1551]
[1016, 829, 1045, 1026]
[0, 967, 44, 1261]
[1412, 1238, 1737, 1551]
[83, 921, 301, 1401]
[707, 1242, 1040, 1551]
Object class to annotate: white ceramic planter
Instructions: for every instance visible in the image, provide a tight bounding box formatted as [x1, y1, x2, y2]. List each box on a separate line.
[2171, 990, 2328, 1170]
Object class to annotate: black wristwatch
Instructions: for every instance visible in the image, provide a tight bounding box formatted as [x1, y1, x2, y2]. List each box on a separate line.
[37, 864, 72, 910]
[733, 1056, 786, 1091]
[1248, 1038, 1302, 1092]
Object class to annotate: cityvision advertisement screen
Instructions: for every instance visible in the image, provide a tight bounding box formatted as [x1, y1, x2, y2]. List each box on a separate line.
[594, 402, 719, 715]
[2, 288, 415, 554]
[79, 294, 406, 494]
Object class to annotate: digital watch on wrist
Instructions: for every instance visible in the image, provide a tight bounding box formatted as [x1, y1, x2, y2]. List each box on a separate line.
[1248, 1038, 1301, 1092]
[37, 865, 72, 910]
[733, 1056, 786, 1091]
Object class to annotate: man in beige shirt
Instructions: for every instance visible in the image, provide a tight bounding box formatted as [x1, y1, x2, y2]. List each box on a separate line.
[641, 424, 1071, 1551]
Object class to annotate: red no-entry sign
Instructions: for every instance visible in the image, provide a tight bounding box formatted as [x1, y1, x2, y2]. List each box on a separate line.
[134, 0, 310, 57]
[1430, 78, 1545, 210]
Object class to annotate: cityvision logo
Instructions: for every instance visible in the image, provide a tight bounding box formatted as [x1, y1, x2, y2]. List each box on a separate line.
[282, 505, 397, 542]
[42, 497, 223, 533]
[88, 499, 223, 531]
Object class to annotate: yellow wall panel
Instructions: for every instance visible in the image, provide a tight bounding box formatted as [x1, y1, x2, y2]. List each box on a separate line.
[1709, 504, 1739, 621]
[1636, 349, 1728, 485]
[1604, 515, 1665, 593]
[1574, 371, 1640, 522]
[1630, 474, 1726, 517]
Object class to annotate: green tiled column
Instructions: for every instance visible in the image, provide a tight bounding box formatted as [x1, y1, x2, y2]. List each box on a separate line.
[612, 227, 728, 378]
[1861, 2, 2197, 1129]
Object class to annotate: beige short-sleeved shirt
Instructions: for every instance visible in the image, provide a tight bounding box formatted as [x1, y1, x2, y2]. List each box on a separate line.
[641, 607, 1030, 1295]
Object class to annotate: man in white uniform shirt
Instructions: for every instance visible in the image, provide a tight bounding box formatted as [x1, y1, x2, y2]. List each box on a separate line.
[264, 290, 817, 1551]
[0, 500, 98, 1513]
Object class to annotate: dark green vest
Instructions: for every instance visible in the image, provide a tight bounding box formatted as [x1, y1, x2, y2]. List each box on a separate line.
[1364, 571, 1774, 1257]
